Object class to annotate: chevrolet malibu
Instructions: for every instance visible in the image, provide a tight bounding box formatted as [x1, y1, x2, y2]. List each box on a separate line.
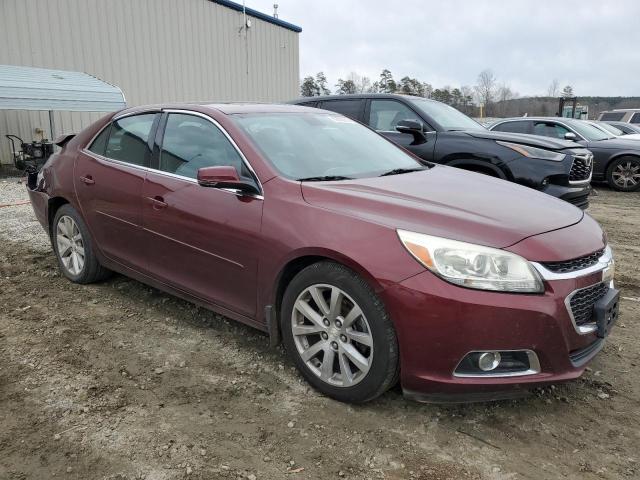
[27, 103, 619, 403]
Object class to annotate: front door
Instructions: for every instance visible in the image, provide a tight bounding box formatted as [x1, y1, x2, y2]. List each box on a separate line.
[75, 113, 158, 270]
[141, 112, 263, 317]
[366, 99, 436, 161]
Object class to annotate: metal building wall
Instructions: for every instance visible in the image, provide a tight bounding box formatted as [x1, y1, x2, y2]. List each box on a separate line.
[0, 0, 300, 165]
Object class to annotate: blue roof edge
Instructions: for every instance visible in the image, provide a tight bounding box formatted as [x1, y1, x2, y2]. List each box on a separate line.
[211, 0, 302, 33]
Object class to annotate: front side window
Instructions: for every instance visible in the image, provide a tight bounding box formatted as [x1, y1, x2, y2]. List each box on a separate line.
[407, 97, 484, 131]
[319, 100, 363, 121]
[159, 113, 248, 179]
[533, 122, 571, 139]
[492, 121, 531, 134]
[105, 114, 156, 166]
[630, 113, 640, 124]
[233, 112, 422, 180]
[368, 100, 421, 132]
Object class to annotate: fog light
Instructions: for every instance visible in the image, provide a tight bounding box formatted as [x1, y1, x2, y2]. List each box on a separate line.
[478, 352, 501, 371]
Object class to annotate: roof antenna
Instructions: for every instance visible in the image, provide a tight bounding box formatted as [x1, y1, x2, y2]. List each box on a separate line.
[273, 3, 279, 18]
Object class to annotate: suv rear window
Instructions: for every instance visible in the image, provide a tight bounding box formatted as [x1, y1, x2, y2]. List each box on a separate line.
[599, 112, 626, 121]
[319, 100, 363, 121]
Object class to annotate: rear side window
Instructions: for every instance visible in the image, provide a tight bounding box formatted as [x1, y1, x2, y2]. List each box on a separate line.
[319, 99, 363, 121]
[368, 100, 421, 132]
[599, 112, 625, 121]
[533, 122, 570, 139]
[631, 113, 640, 124]
[159, 113, 249, 179]
[88, 125, 110, 155]
[105, 114, 157, 166]
[492, 121, 531, 134]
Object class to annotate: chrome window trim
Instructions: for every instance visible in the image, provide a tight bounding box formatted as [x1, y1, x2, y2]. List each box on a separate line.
[82, 109, 264, 200]
[453, 349, 541, 378]
[531, 245, 613, 281]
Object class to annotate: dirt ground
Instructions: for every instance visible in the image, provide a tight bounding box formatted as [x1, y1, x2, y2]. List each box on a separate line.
[1, 177, 639, 480]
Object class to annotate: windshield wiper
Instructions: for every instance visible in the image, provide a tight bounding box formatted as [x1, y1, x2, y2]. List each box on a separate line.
[379, 167, 427, 177]
[297, 175, 354, 182]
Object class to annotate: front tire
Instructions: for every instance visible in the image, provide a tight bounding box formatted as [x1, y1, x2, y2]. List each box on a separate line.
[281, 261, 399, 403]
[52, 204, 111, 283]
[606, 156, 640, 191]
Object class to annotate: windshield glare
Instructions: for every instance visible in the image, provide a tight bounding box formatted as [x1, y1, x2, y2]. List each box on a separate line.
[233, 113, 422, 179]
[408, 98, 485, 131]
[569, 121, 612, 141]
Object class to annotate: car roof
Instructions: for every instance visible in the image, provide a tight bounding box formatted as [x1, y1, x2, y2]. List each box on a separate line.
[493, 116, 582, 124]
[113, 102, 324, 117]
[289, 93, 436, 103]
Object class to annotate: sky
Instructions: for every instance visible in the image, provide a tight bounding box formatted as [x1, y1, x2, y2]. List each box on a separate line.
[247, 0, 640, 97]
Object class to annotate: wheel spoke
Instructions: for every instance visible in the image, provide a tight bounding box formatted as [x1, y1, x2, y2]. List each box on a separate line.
[309, 286, 329, 315]
[71, 252, 79, 274]
[347, 330, 373, 347]
[294, 300, 324, 327]
[341, 343, 370, 373]
[338, 352, 354, 386]
[76, 245, 85, 257]
[320, 347, 335, 381]
[300, 341, 325, 362]
[343, 304, 363, 327]
[328, 287, 343, 320]
[292, 324, 325, 336]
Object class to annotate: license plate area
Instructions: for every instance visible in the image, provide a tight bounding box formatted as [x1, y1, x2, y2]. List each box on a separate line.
[594, 288, 620, 338]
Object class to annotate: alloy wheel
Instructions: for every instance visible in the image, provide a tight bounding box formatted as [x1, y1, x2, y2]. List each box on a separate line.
[612, 160, 640, 189]
[56, 215, 85, 276]
[291, 284, 374, 387]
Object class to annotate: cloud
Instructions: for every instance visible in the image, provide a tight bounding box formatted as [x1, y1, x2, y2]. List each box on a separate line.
[249, 0, 640, 96]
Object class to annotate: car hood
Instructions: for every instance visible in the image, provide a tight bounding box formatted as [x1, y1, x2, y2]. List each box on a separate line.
[465, 129, 580, 150]
[589, 137, 640, 149]
[301, 166, 584, 249]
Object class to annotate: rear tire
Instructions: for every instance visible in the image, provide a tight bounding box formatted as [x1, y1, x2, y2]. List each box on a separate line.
[280, 261, 399, 403]
[606, 156, 640, 191]
[52, 204, 111, 283]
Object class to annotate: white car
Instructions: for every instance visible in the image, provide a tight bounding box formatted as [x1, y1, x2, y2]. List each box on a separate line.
[586, 120, 640, 141]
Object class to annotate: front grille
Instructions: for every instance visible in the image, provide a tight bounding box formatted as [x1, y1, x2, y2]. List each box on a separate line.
[569, 154, 593, 183]
[542, 249, 604, 273]
[570, 282, 608, 326]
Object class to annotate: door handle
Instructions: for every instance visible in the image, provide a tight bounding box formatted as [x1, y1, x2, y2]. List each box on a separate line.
[79, 175, 95, 185]
[146, 196, 168, 209]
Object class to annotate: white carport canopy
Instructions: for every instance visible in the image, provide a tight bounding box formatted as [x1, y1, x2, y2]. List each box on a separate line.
[0, 64, 126, 112]
[0, 64, 126, 139]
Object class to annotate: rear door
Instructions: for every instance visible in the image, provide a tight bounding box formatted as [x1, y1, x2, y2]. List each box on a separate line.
[365, 98, 436, 161]
[75, 113, 159, 270]
[141, 111, 263, 317]
[317, 99, 365, 122]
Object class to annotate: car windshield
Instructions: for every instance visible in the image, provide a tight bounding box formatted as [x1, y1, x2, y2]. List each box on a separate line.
[595, 122, 623, 136]
[232, 113, 423, 180]
[569, 120, 612, 141]
[408, 97, 485, 131]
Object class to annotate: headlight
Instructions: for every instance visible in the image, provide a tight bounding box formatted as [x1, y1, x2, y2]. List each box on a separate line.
[397, 230, 544, 293]
[497, 141, 565, 162]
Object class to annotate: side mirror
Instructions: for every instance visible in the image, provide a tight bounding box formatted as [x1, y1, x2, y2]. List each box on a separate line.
[396, 119, 427, 145]
[197, 166, 260, 195]
[564, 132, 577, 141]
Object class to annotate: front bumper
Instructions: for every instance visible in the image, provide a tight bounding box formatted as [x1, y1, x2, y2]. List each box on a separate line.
[382, 264, 614, 402]
[543, 182, 591, 210]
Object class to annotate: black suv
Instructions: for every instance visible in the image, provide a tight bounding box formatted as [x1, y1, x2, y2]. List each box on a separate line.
[290, 94, 593, 208]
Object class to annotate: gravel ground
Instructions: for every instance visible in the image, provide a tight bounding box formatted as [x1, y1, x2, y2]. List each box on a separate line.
[1, 177, 639, 480]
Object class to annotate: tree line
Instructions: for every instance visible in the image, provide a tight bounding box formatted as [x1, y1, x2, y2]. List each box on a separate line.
[300, 69, 582, 118]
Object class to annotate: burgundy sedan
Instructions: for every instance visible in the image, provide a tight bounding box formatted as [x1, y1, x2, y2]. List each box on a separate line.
[27, 103, 619, 403]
